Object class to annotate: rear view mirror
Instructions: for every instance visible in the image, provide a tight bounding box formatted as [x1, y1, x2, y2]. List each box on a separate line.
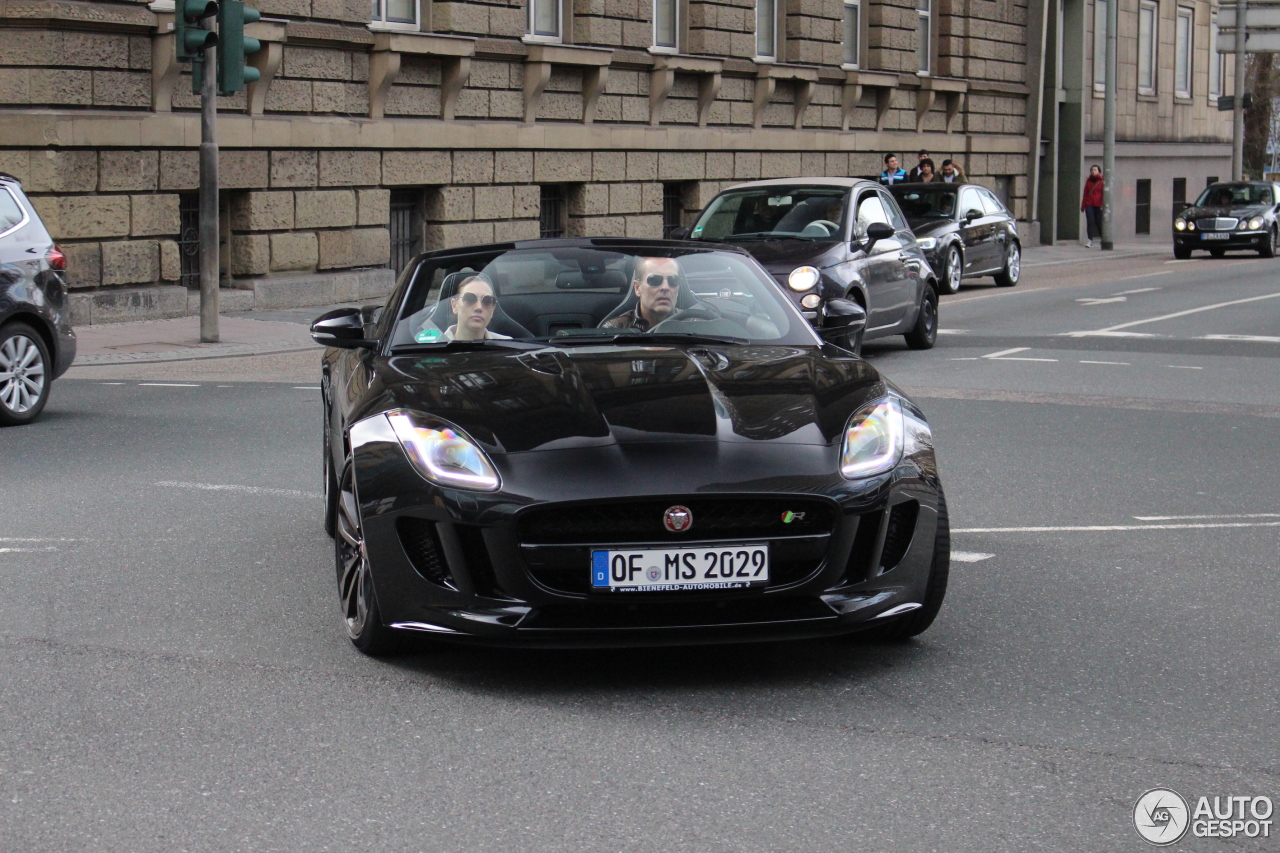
[668, 226, 691, 240]
[965, 209, 982, 222]
[311, 307, 377, 349]
[818, 299, 867, 335]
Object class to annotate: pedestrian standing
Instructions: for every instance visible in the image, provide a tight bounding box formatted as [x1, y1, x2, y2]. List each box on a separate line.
[907, 150, 930, 181]
[1081, 164, 1104, 248]
[917, 159, 937, 182]
[940, 159, 967, 182]
[879, 153, 907, 186]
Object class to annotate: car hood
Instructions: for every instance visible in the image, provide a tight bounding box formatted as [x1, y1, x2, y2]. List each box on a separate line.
[906, 218, 957, 236]
[714, 240, 846, 272]
[1181, 204, 1273, 219]
[366, 344, 886, 454]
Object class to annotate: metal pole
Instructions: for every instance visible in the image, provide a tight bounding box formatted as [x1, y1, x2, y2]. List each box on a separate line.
[1101, 0, 1118, 250]
[199, 17, 220, 343]
[1233, 0, 1247, 180]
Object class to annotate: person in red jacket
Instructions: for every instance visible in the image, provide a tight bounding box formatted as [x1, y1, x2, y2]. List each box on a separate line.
[1081, 165, 1104, 248]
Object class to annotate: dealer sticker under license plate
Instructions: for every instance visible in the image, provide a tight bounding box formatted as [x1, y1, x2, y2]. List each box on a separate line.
[591, 545, 769, 591]
[1202, 232, 1231, 240]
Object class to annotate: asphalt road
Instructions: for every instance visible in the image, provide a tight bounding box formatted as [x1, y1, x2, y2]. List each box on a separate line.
[2, 250, 1278, 852]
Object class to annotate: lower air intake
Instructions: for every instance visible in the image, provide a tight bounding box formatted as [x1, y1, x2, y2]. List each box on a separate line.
[879, 501, 919, 571]
[397, 517, 454, 589]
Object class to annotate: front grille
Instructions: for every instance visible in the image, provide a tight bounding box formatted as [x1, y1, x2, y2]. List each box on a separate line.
[397, 517, 453, 588]
[1197, 217, 1238, 231]
[879, 501, 919, 570]
[522, 597, 835, 630]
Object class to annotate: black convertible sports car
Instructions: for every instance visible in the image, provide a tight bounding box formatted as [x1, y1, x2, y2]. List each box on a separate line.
[314, 238, 949, 654]
[1173, 181, 1280, 259]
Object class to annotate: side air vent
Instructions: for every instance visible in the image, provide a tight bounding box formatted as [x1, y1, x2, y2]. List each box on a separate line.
[841, 509, 883, 585]
[879, 501, 919, 571]
[397, 517, 454, 589]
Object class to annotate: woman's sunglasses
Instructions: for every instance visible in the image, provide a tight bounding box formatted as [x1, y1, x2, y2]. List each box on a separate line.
[643, 274, 678, 288]
[455, 293, 497, 308]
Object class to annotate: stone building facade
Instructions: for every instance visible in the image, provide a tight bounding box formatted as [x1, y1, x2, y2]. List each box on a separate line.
[0, 0, 1227, 322]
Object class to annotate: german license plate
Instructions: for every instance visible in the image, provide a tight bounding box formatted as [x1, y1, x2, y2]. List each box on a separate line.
[1202, 232, 1231, 240]
[590, 545, 769, 592]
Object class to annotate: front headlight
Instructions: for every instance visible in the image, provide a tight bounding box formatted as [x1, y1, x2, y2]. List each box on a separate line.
[1175, 219, 1186, 231]
[1249, 216, 1265, 230]
[387, 410, 500, 491]
[840, 398, 904, 479]
[788, 266, 821, 291]
[916, 237, 937, 250]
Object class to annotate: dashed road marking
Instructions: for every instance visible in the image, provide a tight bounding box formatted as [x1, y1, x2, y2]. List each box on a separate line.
[954, 521, 1280, 533]
[0, 547, 57, 553]
[1076, 296, 1127, 305]
[1134, 513, 1280, 521]
[952, 551, 995, 563]
[983, 347, 1029, 358]
[138, 383, 200, 388]
[1080, 360, 1130, 365]
[155, 481, 319, 498]
[1167, 365, 1203, 370]
[937, 329, 969, 335]
[1116, 272, 1172, 281]
[1201, 334, 1280, 343]
[1116, 286, 1164, 293]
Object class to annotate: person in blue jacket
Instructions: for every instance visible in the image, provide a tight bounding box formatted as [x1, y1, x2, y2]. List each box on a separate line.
[878, 153, 907, 186]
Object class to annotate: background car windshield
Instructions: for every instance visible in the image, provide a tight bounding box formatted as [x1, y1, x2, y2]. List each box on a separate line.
[889, 186, 958, 220]
[1196, 183, 1274, 206]
[691, 187, 849, 240]
[390, 247, 818, 347]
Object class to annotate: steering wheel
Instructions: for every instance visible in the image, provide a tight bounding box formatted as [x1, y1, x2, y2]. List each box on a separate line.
[651, 306, 720, 331]
[810, 220, 839, 235]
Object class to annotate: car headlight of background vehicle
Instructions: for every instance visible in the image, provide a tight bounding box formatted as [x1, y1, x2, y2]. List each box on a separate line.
[840, 398, 904, 478]
[916, 237, 937, 250]
[1175, 219, 1186, 231]
[788, 266, 821, 291]
[387, 410, 500, 491]
[1249, 216, 1265, 230]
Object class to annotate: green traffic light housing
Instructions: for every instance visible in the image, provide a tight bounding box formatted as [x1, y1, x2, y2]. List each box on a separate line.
[216, 0, 263, 95]
[175, 0, 218, 61]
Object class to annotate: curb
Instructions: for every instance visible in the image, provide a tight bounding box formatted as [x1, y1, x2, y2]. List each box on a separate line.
[72, 341, 321, 365]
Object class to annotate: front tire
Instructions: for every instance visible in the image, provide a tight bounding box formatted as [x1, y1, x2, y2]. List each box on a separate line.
[994, 242, 1020, 287]
[1173, 244, 1192, 260]
[1262, 227, 1277, 258]
[938, 246, 963, 295]
[904, 285, 938, 350]
[335, 460, 404, 656]
[0, 322, 52, 427]
[858, 491, 951, 641]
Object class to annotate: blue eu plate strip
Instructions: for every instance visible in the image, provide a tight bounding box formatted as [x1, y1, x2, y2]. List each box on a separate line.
[591, 551, 609, 587]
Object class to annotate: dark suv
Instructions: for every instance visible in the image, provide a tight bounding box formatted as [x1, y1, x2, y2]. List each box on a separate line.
[0, 173, 75, 426]
[679, 178, 939, 351]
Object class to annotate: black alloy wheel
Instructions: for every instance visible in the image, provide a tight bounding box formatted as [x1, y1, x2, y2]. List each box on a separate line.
[939, 246, 963, 295]
[322, 396, 338, 537]
[0, 322, 51, 427]
[904, 285, 938, 350]
[334, 460, 403, 656]
[1173, 244, 1192, 260]
[994, 242, 1020, 287]
[1262, 227, 1278, 258]
[856, 491, 951, 642]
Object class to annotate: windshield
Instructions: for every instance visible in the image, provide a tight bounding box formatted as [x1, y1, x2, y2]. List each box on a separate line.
[690, 186, 849, 241]
[1195, 183, 1275, 207]
[888, 186, 958, 220]
[389, 245, 819, 349]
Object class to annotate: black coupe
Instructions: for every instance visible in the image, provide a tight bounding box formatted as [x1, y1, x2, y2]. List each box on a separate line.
[314, 239, 949, 654]
[1173, 181, 1280, 259]
[887, 182, 1021, 294]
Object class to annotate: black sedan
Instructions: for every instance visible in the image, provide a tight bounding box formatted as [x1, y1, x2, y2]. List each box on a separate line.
[1173, 181, 1280, 259]
[678, 179, 939, 351]
[0, 172, 76, 426]
[887, 182, 1021, 294]
[314, 238, 949, 654]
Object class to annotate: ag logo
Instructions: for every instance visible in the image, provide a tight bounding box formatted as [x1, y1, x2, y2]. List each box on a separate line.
[663, 505, 692, 533]
[1134, 788, 1190, 845]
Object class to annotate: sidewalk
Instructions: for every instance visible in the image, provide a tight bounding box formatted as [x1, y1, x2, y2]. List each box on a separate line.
[1022, 240, 1170, 267]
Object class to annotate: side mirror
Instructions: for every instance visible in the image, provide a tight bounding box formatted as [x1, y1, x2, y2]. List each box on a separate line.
[668, 226, 691, 240]
[311, 307, 377, 349]
[862, 221, 895, 251]
[817, 298, 867, 336]
[965, 209, 983, 222]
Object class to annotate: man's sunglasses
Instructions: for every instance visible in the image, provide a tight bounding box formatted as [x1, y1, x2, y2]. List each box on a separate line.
[643, 274, 679, 288]
[455, 293, 497, 308]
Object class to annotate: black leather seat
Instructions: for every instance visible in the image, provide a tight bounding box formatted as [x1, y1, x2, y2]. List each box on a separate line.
[424, 271, 533, 338]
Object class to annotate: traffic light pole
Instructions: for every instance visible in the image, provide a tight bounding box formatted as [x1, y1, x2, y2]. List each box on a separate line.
[1232, 0, 1247, 180]
[199, 35, 220, 343]
[1100, 0, 1117, 251]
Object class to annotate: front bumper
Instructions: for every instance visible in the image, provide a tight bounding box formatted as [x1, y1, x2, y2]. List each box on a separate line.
[351, 435, 943, 648]
[1174, 231, 1268, 251]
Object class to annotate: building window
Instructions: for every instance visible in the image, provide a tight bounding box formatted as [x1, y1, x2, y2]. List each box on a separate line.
[756, 0, 777, 60]
[1210, 11, 1224, 99]
[1206, 175, 1219, 187]
[1093, 0, 1108, 92]
[1173, 176, 1188, 218]
[917, 0, 932, 75]
[1135, 179, 1152, 235]
[179, 193, 200, 290]
[371, 0, 418, 29]
[540, 185, 566, 238]
[1175, 6, 1193, 98]
[654, 0, 678, 51]
[389, 189, 425, 275]
[1138, 0, 1157, 95]
[843, 0, 860, 68]
[662, 183, 685, 237]
[529, 0, 561, 40]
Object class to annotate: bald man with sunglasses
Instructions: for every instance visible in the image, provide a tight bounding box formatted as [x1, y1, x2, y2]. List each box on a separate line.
[600, 257, 685, 331]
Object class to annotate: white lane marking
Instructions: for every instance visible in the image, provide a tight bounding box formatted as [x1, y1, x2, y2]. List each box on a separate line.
[1065, 291, 1280, 337]
[138, 383, 200, 388]
[1167, 365, 1203, 370]
[0, 537, 80, 542]
[1201, 334, 1280, 343]
[1076, 297, 1127, 304]
[98, 382, 126, 385]
[948, 357, 981, 361]
[993, 356, 1059, 362]
[952, 551, 995, 562]
[983, 347, 1029, 358]
[937, 329, 969, 335]
[155, 481, 319, 498]
[1134, 513, 1280, 521]
[292, 386, 318, 390]
[1116, 286, 1164, 293]
[1116, 272, 1172, 281]
[1064, 330, 1158, 338]
[954, 521, 1280, 533]
[0, 547, 57, 553]
[1080, 360, 1130, 365]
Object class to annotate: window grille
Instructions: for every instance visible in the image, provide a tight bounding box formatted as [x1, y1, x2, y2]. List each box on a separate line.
[662, 183, 684, 238]
[1136, 179, 1152, 235]
[540, 185, 565, 239]
[179, 193, 200, 290]
[389, 189, 422, 275]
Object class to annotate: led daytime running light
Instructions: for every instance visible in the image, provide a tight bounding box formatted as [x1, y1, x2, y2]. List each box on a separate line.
[387, 411, 500, 491]
[840, 398, 904, 478]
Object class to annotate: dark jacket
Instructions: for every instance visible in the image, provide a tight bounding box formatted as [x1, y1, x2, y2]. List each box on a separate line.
[1081, 174, 1104, 210]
